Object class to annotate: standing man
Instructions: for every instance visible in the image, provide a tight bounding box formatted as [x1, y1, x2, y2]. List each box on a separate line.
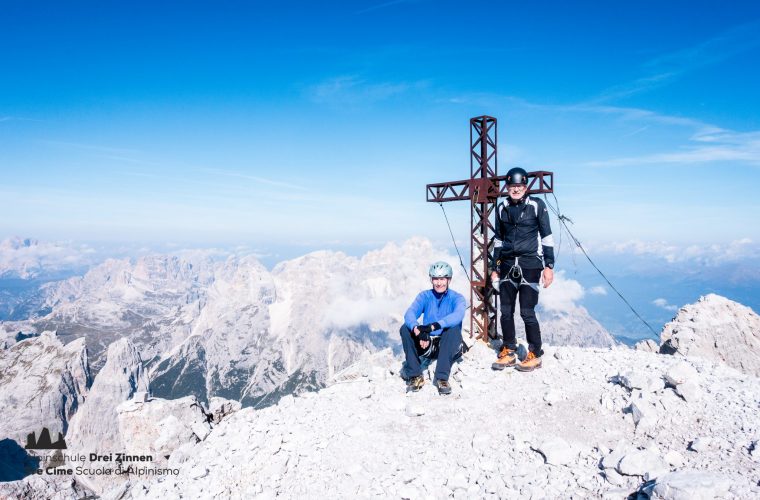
[400, 261, 466, 395]
[490, 167, 555, 372]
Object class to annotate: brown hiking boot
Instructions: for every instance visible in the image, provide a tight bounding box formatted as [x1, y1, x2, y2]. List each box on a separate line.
[515, 351, 542, 372]
[408, 375, 425, 391]
[491, 346, 517, 370]
[436, 379, 452, 395]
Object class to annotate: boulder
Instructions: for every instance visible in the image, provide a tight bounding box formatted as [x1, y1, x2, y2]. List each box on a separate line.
[533, 437, 578, 466]
[117, 395, 213, 460]
[207, 397, 242, 424]
[616, 449, 668, 479]
[675, 381, 701, 402]
[689, 437, 711, 453]
[664, 361, 698, 387]
[629, 400, 656, 430]
[645, 470, 731, 499]
[659, 294, 760, 377]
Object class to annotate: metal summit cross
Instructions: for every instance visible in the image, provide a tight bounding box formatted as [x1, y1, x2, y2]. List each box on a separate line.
[426, 116, 554, 342]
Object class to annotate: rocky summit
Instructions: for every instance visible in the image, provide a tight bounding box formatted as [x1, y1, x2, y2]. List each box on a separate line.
[94, 340, 759, 499]
[1, 293, 759, 498]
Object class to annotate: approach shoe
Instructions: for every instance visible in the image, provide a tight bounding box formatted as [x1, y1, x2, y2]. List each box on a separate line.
[515, 351, 542, 372]
[408, 375, 425, 392]
[491, 346, 517, 370]
[436, 379, 452, 395]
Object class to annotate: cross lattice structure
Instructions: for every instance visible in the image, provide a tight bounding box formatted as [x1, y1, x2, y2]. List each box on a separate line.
[426, 116, 554, 342]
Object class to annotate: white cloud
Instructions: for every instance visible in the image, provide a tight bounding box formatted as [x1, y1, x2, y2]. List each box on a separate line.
[591, 20, 760, 102]
[307, 75, 427, 107]
[0, 237, 100, 279]
[588, 286, 607, 296]
[591, 238, 759, 266]
[498, 96, 760, 169]
[587, 129, 760, 167]
[538, 270, 585, 313]
[653, 298, 678, 312]
[318, 237, 463, 331]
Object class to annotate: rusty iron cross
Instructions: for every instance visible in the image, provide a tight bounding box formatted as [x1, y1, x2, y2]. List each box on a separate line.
[426, 116, 554, 342]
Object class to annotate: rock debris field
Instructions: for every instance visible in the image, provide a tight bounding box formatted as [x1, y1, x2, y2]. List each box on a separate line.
[116, 342, 760, 499]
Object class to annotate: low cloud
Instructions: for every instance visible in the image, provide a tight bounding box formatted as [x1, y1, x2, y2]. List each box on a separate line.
[653, 298, 678, 312]
[539, 270, 585, 313]
[317, 237, 463, 332]
[588, 286, 607, 296]
[0, 237, 100, 279]
[591, 238, 759, 266]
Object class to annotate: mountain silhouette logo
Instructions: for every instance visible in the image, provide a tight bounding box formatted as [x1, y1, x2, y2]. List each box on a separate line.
[25, 427, 67, 450]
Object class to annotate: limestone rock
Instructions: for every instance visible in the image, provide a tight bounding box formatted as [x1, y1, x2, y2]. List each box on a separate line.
[616, 449, 668, 479]
[646, 470, 731, 499]
[0, 475, 95, 500]
[660, 294, 760, 377]
[534, 437, 578, 466]
[635, 339, 659, 352]
[65, 338, 150, 493]
[664, 361, 698, 387]
[132, 391, 150, 403]
[617, 371, 648, 391]
[67, 338, 149, 448]
[0, 332, 90, 445]
[117, 395, 213, 460]
[689, 437, 711, 453]
[629, 400, 656, 429]
[601, 443, 630, 470]
[675, 380, 701, 401]
[207, 397, 242, 424]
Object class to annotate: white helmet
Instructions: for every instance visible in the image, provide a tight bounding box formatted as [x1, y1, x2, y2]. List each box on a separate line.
[428, 261, 453, 278]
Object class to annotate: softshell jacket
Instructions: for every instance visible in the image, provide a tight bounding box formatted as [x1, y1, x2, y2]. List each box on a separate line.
[490, 195, 555, 270]
[404, 289, 466, 336]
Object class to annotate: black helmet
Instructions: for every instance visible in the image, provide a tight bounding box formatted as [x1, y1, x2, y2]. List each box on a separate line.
[506, 167, 528, 186]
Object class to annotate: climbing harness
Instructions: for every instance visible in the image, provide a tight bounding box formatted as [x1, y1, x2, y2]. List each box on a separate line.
[505, 257, 540, 293]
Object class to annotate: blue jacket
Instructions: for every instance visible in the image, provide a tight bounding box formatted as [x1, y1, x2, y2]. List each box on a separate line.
[404, 288, 467, 336]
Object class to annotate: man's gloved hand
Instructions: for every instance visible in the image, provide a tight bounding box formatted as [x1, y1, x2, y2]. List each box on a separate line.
[417, 322, 442, 336]
[417, 329, 431, 343]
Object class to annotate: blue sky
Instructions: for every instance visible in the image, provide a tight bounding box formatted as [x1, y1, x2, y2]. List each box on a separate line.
[2, 0, 760, 252]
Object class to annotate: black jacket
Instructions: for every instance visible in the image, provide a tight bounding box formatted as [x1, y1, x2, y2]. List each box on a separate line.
[490, 195, 555, 271]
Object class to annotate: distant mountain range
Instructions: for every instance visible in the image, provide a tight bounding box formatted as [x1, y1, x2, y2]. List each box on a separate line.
[2, 237, 614, 408]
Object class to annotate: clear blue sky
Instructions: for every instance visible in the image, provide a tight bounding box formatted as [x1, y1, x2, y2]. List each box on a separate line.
[2, 0, 760, 250]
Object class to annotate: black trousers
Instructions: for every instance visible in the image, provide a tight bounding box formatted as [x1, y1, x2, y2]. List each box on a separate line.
[399, 324, 462, 381]
[499, 267, 543, 356]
